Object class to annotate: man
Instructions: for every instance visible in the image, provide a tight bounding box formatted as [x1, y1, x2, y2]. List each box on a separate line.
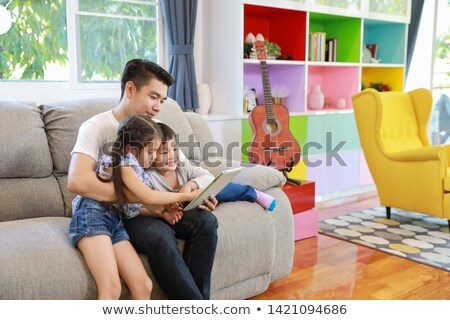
[68, 59, 218, 299]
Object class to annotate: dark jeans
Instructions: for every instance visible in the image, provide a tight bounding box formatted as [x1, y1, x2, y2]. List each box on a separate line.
[215, 182, 257, 203]
[124, 208, 218, 299]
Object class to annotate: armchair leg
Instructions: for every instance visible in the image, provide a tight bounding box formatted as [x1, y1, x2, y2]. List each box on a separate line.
[448, 219, 450, 234]
[386, 206, 391, 219]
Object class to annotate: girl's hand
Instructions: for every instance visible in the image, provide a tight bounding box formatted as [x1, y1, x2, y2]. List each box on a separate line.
[162, 204, 183, 225]
[143, 203, 182, 223]
[198, 195, 218, 212]
[186, 189, 202, 201]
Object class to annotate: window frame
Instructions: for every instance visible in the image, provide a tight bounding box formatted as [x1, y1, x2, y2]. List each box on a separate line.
[0, 0, 165, 101]
[66, 0, 164, 89]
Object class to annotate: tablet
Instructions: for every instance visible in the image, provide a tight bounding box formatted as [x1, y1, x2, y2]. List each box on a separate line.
[183, 167, 242, 211]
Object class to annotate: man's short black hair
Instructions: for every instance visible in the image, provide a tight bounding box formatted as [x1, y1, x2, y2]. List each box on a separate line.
[120, 59, 175, 99]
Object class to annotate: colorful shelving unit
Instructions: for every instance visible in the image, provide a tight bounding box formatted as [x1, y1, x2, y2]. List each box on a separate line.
[205, 0, 411, 197]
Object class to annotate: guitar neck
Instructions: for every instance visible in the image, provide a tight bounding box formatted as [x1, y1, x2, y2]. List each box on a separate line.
[259, 61, 275, 121]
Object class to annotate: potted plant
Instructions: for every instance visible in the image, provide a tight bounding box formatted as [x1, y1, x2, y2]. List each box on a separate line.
[362, 82, 391, 92]
[243, 40, 281, 59]
[243, 42, 253, 59]
[264, 40, 281, 59]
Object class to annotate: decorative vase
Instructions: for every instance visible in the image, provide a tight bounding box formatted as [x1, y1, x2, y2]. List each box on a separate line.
[245, 33, 255, 43]
[337, 98, 346, 109]
[308, 85, 324, 110]
[255, 33, 265, 42]
[197, 83, 212, 114]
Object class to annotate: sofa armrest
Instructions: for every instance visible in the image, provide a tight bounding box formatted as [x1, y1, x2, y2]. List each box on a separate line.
[200, 158, 286, 191]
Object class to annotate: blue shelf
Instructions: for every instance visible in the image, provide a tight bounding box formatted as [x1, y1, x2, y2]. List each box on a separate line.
[363, 19, 406, 64]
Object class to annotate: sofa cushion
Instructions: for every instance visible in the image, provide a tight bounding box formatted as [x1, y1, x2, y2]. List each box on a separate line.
[41, 98, 117, 174]
[55, 175, 77, 217]
[0, 177, 65, 222]
[0, 217, 98, 299]
[0, 100, 53, 178]
[155, 99, 201, 162]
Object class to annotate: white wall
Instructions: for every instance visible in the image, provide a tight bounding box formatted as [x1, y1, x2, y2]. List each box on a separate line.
[0, 82, 119, 105]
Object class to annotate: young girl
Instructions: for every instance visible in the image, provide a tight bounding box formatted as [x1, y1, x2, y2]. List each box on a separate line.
[148, 123, 277, 212]
[69, 115, 200, 300]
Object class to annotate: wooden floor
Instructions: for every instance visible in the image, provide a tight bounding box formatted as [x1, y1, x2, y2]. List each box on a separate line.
[251, 196, 450, 300]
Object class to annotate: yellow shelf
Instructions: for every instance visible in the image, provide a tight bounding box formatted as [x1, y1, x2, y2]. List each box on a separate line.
[361, 66, 405, 91]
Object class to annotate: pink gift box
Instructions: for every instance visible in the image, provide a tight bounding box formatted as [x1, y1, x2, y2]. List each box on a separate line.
[293, 208, 318, 241]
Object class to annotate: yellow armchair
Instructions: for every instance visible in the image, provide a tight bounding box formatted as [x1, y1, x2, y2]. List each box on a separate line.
[352, 88, 450, 228]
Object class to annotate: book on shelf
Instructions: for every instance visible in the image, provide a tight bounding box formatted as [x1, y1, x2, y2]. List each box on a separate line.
[325, 38, 337, 62]
[309, 32, 326, 62]
[366, 43, 378, 60]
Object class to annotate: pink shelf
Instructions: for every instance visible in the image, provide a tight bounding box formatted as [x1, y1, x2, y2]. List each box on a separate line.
[307, 65, 360, 111]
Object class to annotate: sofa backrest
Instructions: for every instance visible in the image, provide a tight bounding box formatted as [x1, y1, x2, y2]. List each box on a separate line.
[0, 97, 213, 220]
[40, 98, 117, 217]
[0, 100, 64, 222]
[378, 92, 423, 153]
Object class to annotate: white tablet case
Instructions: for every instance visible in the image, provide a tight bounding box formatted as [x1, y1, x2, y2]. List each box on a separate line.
[183, 167, 242, 211]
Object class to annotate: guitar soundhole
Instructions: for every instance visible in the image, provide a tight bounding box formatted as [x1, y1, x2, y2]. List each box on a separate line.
[265, 120, 278, 133]
[263, 119, 281, 136]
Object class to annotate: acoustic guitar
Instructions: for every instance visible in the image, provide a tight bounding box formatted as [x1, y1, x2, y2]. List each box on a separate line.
[248, 41, 301, 171]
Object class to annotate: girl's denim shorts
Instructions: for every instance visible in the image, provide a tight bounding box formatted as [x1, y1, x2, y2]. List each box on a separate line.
[69, 196, 130, 247]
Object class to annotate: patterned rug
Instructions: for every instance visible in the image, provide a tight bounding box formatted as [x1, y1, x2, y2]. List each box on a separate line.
[318, 207, 450, 272]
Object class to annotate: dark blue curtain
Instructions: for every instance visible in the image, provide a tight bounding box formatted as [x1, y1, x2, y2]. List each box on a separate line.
[406, 0, 425, 78]
[160, 0, 199, 111]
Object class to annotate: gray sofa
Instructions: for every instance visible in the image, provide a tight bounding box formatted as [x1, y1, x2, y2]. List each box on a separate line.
[0, 97, 294, 299]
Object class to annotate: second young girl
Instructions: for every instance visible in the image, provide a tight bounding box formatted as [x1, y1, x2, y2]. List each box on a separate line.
[68, 115, 200, 300]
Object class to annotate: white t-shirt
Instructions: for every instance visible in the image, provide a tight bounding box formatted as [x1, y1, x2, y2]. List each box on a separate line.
[71, 110, 119, 162]
[71, 110, 212, 188]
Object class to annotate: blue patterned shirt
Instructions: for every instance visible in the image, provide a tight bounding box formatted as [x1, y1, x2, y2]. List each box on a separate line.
[96, 152, 149, 219]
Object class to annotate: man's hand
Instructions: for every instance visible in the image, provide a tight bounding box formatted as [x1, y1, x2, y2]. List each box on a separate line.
[67, 153, 116, 202]
[197, 195, 218, 212]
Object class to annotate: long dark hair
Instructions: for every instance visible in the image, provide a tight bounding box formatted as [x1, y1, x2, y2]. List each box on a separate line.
[98, 115, 162, 213]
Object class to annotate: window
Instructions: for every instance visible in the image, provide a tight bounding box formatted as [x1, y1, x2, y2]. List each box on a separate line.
[432, 0, 450, 95]
[429, 0, 450, 145]
[68, 0, 160, 84]
[369, 0, 407, 16]
[0, 0, 160, 85]
[0, 0, 68, 80]
[405, 1, 449, 145]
